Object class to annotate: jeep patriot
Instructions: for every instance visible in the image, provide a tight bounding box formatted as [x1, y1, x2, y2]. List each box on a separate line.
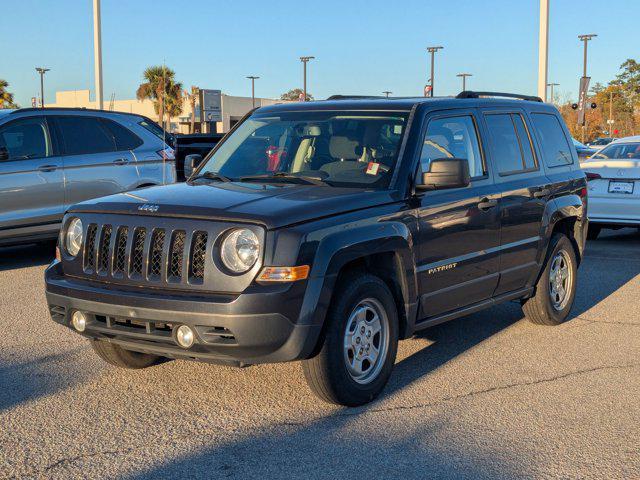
[45, 92, 588, 406]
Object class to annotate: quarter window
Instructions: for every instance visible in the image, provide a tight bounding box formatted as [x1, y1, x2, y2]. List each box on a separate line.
[56, 116, 116, 155]
[530, 113, 573, 167]
[419, 115, 485, 178]
[0, 117, 51, 161]
[484, 113, 537, 175]
[100, 118, 143, 150]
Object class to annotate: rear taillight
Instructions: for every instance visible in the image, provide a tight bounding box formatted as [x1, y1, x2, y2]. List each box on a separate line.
[585, 172, 601, 181]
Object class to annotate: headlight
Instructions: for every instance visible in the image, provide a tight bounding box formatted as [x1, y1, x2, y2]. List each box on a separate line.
[65, 218, 83, 257]
[220, 228, 260, 273]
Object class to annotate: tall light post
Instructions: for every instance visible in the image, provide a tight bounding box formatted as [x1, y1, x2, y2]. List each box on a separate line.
[538, 0, 549, 101]
[578, 33, 597, 142]
[299, 56, 315, 101]
[35, 67, 50, 108]
[246, 76, 259, 108]
[93, 0, 103, 109]
[456, 73, 472, 92]
[546, 82, 559, 104]
[382, 91, 392, 98]
[426, 46, 443, 97]
[578, 34, 597, 78]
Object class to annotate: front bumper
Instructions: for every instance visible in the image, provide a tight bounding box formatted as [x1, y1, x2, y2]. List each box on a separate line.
[45, 261, 321, 366]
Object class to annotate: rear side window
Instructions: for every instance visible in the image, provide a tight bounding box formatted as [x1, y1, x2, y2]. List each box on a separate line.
[56, 116, 116, 155]
[0, 117, 52, 160]
[531, 113, 573, 167]
[100, 118, 143, 150]
[484, 113, 537, 175]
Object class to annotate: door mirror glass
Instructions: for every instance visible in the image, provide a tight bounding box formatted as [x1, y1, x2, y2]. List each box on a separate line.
[416, 158, 470, 191]
[184, 154, 203, 178]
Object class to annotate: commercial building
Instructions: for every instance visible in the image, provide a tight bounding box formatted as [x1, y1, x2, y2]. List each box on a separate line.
[49, 89, 283, 133]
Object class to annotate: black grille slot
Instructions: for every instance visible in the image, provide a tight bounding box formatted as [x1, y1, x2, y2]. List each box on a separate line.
[147, 229, 166, 279]
[49, 305, 67, 323]
[97, 225, 112, 273]
[130, 228, 146, 276]
[84, 224, 98, 270]
[168, 230, 186, 280]
[189, 231, 208, 281]
[113, 226, 129, 274]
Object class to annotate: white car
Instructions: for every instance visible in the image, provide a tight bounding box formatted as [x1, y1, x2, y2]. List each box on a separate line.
[582, 136, 640, 239]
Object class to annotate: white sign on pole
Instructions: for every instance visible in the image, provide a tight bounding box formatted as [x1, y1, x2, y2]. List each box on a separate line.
[201, 89, 222, 122]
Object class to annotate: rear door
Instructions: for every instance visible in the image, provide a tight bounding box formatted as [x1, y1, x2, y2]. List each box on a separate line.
[0, 115, 65, 237]
[52, 115, 139, 208]
[482, 109, 550, 295]
[414, 109, 501, 319]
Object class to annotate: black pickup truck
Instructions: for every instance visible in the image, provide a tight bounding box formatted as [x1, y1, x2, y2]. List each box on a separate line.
[45, 92, 587, 406]
[174, 133, 224, 181]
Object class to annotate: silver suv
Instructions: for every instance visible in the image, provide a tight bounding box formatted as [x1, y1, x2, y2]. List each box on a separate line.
[0, 108, 176, 245]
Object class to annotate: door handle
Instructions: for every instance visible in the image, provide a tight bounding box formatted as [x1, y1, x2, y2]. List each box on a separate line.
[533, 188, 550, 198]
[37, 164, 58, 172]
[113, 158, 129, 165]
[478, 197, 498, 211]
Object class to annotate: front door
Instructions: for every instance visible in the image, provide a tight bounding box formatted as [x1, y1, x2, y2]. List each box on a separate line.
[0, 116, 65, 239]
[414, 110, 501, 320]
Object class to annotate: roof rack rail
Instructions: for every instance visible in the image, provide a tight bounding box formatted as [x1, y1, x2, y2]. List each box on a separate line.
[10, 106, 143, 115]
[456, 91, 543, 102]
[326, 95, 386, 100]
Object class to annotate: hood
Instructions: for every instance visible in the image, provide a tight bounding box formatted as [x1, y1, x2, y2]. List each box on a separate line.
[68, 181, 398, 229]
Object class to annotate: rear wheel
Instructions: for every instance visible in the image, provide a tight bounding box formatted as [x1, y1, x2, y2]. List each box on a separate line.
[522, 233, 578, 326]
[90, 339, 162, 369]
[302, 274, 399, 406]
[587, 225, 601, 240]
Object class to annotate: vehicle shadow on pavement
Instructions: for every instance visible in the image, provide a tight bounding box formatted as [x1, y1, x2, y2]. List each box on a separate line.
[0, 242, 56, 272]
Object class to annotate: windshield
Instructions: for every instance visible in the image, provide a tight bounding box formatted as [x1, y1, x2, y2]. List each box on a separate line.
[197, 111, 409, 189]
[592, 142, 640, 160]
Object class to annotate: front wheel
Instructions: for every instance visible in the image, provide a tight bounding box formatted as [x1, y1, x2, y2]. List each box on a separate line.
[90, 339, 163, 369]
[302, 274, 399, 406]
[522, 233, 578, 326]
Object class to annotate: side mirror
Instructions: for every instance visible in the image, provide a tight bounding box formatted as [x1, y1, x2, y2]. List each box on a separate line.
[0, 147, 8, 161]
[416, 158, 470, 191]
[184, 154, 203, 178]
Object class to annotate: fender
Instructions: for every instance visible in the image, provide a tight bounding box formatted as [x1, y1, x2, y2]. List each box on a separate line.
[545, 193, 587, 258]
[296, 220, 419, 340]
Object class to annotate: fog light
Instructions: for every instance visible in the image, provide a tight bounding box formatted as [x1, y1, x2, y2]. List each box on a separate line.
[71, 311, 87, 332]
[175, 325, 194, 348]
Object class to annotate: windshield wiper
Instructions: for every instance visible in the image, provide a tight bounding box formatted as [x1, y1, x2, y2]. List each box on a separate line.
[191, 171, 233, 182]
[240, 173, 326, 185]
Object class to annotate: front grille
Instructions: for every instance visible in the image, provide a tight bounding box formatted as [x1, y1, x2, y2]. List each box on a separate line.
[113, 226, 128, 274]
[97, 225, 112, 273]
[84, 224, 98, 270]
[189, 231, 208, 281]
[168, 230, 186, 280]
[148, 229, 166, 278]
[130, 228, 146, 276]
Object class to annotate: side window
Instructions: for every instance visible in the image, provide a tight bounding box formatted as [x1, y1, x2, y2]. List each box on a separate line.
[419, 115, 485, 178]
[0, 117, 52, 161]
[484, 113, 537, 175]
[100, 118, 143, 150]
[56, 116, 116, 155]
[530, 113, 573, 167]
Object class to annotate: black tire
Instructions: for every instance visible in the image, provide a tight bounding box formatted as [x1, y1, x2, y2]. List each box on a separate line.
[90, 339, 162, 369]
[522, 233, 578, 326]
[302, 274, 399, 406]
[587, 225, 601, 240]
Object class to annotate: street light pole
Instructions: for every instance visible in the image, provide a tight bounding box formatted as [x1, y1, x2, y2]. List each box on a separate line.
[426, 46, 443, 97]
[246, 76, 259, 108]
[546, 82, 559, 104]
[299, 56, 315, 101]
[93, 0, 103, 109]
[382, 91, 392, 98]
[577, 34, 597, 142]
[538, 0, 549, 102]
[456, 73, 472, 92]
[35, 67, 50, 108]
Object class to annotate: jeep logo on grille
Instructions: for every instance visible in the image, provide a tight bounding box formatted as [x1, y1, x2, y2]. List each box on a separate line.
[138, 204, 159, 212]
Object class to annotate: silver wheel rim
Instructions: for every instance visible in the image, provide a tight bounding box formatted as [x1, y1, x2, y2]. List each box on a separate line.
[549, 250, 573, 311]
[343, 298, 389, 385]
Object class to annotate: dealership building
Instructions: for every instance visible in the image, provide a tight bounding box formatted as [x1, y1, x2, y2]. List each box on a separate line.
[49, 89, 284, 133]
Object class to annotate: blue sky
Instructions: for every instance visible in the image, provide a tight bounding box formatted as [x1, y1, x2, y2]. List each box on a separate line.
[1, 0, 637, 107]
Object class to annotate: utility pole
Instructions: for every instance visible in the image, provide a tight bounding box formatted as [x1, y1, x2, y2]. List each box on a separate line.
[546, 82, 559, 104]
[426, 46, 443, 97]
[538, 0, 549, 102]
[456, 73, 472, 92]
[578, 34, 597, 78]
[93, 0, 103, 109]
[382, 91, 392, 98]
[578, 33, 597, 142]
[299, 56, 315, 101]
[246, 76, 259, 108]
[35, 67, 50, 108]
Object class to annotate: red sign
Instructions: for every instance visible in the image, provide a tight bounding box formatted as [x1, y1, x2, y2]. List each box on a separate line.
[613, 129, 619, 135]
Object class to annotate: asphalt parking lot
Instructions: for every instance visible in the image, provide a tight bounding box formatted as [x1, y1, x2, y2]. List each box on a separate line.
[1, 230, 639, 480]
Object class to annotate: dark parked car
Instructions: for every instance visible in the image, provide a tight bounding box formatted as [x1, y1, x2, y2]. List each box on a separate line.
[45, 92, 587, 406]
[573, 138, 598, 159]
[0, 108, 176, 246]
[174, 133, 223, 181]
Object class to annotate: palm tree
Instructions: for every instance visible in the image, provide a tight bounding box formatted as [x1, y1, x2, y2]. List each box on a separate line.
[136, 66, 183, 130]
[0, 79, 18, 109]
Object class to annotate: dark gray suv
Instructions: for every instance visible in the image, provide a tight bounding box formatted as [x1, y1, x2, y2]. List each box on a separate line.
[0, 108, 176, 245]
